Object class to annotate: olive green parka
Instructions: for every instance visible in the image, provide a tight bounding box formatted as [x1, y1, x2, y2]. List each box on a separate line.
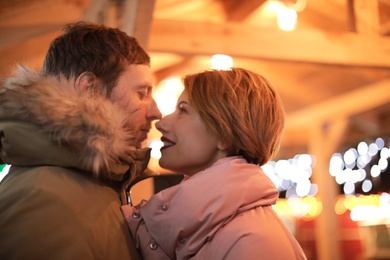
[0, 66, 152, 260]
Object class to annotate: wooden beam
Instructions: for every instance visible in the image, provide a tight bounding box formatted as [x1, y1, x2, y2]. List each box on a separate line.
[0, 31, 60, 77]
[219, 0, 267, 22]
[354, 0, 380, 35]
[380, 20, 390, 35]
[0, 0, 88, 29]
[153, 57, 194, 83]
[285, 78, 390, 130]
[0, 0, 87, 49]
[233, 59, 326, 107]
[347, 0, 357, 32]
[121, 0, 156, 50]
[0, 24, 64, 49]
[149, 19, 390, 68]
[83, 0, 108, 24]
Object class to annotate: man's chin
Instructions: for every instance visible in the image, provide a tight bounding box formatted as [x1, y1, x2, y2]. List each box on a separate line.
[137, 133, 148, 148]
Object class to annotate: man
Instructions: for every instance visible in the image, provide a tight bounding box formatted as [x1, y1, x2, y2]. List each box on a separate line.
[0, 22, 161, 259]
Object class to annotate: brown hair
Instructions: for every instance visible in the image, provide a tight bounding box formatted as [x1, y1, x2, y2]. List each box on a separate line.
[42, 21, 150, 96]
[183, 68, 285, 166]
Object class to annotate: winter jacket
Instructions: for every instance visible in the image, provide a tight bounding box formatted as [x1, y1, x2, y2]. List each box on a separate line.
[122, 157, 307, 260]
[0, 66, 152, 260]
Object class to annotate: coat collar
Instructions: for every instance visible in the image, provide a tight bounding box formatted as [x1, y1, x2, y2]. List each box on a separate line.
[139, 157, 279, 258]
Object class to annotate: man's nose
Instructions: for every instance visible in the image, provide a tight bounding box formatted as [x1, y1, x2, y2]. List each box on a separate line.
[148, 99, 162, 120]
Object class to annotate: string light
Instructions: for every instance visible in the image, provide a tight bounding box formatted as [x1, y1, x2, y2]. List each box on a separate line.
[329, 137, 389, 194]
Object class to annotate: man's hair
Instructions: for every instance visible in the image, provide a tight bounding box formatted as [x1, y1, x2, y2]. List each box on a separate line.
[42, 21, 150, 96]
[183, 68, 285, 166]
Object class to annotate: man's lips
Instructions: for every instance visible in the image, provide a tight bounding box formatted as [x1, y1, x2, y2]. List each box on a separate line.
[160, 136, 175, 151]
[141, 127, 151, 133]
[137, 128, 150, 144]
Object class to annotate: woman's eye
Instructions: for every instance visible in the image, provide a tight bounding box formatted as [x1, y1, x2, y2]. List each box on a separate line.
[178, 103, 187, 113]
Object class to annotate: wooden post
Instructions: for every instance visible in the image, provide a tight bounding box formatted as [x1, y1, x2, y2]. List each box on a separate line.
[309, 119, 349, 260]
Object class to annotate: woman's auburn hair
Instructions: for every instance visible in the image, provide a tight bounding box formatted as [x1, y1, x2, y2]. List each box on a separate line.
[183, 67, 285, 166]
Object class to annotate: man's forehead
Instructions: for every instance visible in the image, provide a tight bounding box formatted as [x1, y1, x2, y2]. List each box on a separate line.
[123, 64, 153, 86]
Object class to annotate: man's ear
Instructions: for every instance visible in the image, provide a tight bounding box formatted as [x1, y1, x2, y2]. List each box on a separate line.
[74, 72, 96, 94]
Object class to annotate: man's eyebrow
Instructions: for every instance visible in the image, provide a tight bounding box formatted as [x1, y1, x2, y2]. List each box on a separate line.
[136, 84, 153, 89]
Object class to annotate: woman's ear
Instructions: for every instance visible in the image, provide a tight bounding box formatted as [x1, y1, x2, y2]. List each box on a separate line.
[217, 140, 228, 151]
[74, 72, 96, 94]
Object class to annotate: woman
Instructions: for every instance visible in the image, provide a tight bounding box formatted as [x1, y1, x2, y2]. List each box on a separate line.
[122, 68, 307, 259]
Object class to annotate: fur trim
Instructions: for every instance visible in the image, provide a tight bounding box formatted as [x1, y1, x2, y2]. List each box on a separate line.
[0, 66, 138, 176]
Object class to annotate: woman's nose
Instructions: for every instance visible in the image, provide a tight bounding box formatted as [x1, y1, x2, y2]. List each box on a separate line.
[155, 119, 166, 133]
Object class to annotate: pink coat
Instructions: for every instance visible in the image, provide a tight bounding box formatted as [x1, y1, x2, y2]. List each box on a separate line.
[122, 157, 307, 260]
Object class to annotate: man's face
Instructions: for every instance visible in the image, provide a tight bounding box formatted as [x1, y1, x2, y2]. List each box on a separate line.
[110, 64, 162, 148]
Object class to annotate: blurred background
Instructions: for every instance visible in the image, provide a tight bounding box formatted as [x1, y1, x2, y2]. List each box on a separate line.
[1, 0, 390, 259]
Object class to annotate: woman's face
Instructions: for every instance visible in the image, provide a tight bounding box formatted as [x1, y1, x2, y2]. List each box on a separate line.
[156, 90, 227, 176]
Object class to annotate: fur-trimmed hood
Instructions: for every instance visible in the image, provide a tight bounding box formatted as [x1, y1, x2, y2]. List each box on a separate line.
[0, 66, 152, 200]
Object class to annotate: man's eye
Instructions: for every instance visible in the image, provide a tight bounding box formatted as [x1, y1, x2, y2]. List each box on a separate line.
[139, 88, 152, 100]
[138, 91, 147, 100]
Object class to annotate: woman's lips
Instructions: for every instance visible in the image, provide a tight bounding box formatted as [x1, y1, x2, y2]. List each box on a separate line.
[160, 136, 175, 151]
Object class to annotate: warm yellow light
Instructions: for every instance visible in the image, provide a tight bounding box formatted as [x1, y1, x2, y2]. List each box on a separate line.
[334, 193, 390, 222]
[350, 205, 390, 223]
[153, 77, 184, 116]
[263, 0, 285, 13]
[262, 0, 299, 31]
[293, 0, 307, 12]
[335, 197, 347, 215]
[277, 8, 297, 31]
[274, 199, 293, 216]
[210, 54, 233, 70]
[273, 197, 322, 220]
[148, 138, 163, 159]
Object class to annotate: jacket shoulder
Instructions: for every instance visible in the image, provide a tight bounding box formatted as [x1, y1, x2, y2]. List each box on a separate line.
[202, 206, 306, 260]
[0, 166, 141, 260]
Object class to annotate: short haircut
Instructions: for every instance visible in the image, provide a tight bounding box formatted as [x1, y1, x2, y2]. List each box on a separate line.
[183, 68, 285, 166]
[42, 21, 150, 96]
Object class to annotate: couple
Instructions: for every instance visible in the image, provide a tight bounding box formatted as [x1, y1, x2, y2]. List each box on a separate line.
[0, 22, 306, 259]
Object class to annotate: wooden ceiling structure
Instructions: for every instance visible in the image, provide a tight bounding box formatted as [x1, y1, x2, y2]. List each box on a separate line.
[1, 0, 390, 159]
[1, 1, 390, 259]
